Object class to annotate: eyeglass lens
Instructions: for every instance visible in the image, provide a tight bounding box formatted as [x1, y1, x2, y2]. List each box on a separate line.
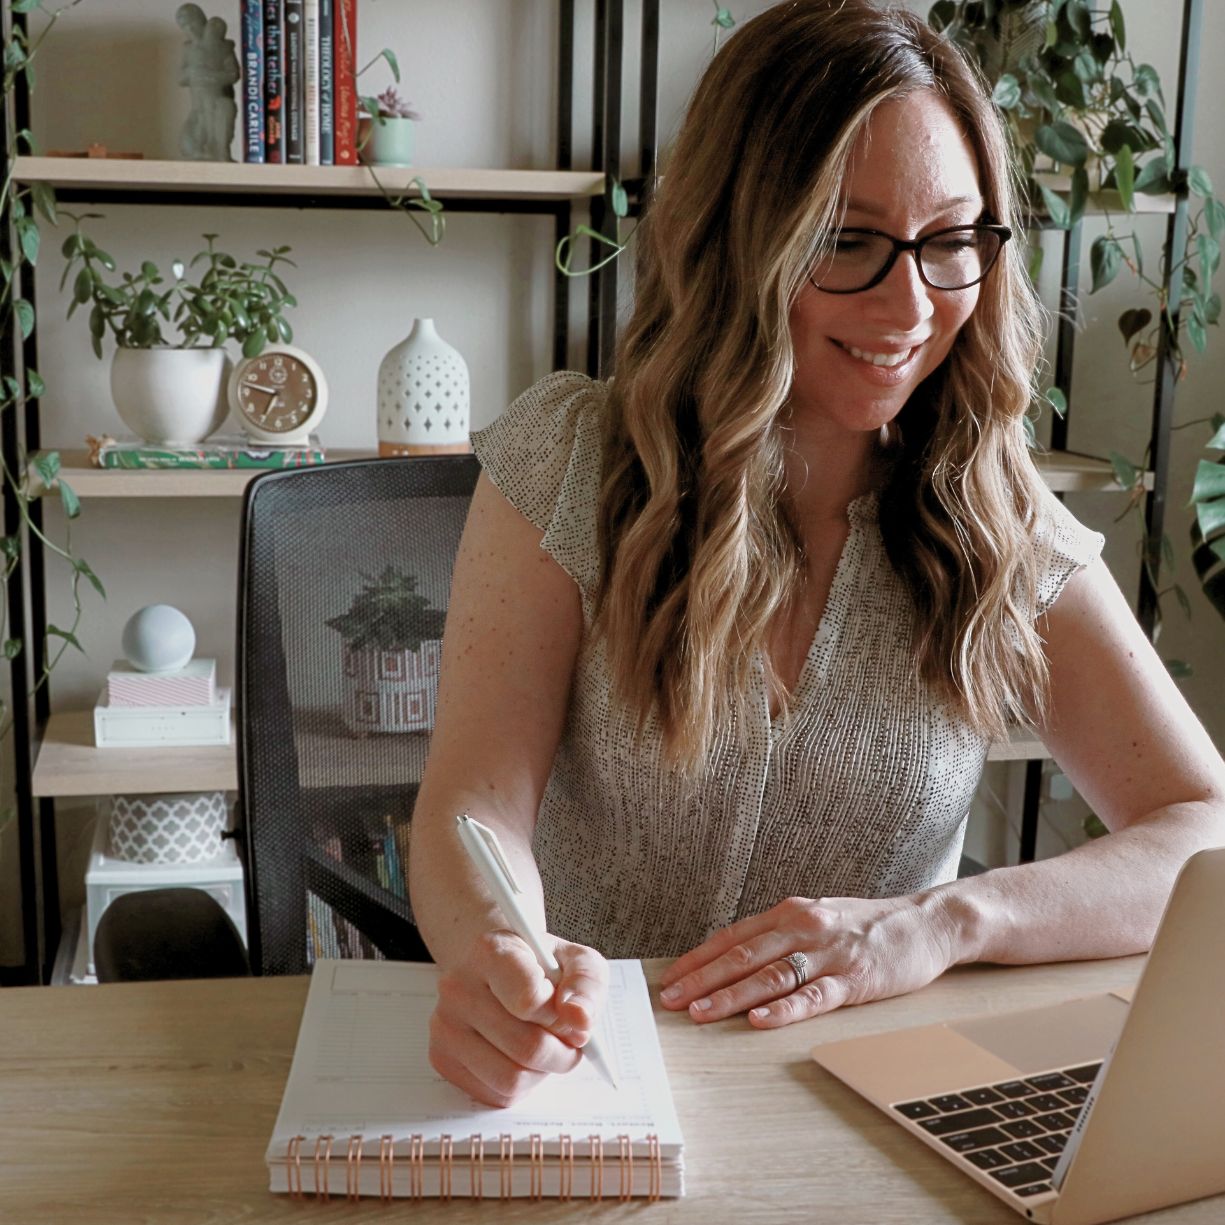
[812, 226, 1004, 292]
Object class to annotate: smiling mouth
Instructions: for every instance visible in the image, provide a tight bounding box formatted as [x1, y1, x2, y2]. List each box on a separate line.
[835, 341, 922, 368]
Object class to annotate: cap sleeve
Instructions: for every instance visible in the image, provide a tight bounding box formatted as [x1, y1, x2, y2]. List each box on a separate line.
[471, 371, 606, 602]
[1032, 487, 1105, 618]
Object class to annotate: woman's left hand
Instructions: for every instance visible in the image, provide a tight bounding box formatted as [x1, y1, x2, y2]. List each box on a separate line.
[658, 891, 960, 1028]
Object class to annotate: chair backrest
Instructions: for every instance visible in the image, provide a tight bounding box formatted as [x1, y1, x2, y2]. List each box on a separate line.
[236, 455, 479, 975]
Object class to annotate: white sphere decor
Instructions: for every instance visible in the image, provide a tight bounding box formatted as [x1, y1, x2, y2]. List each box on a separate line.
[121, 604, 196, 673]
[105, 791, 228, 864]
[377, 317, 471, 456]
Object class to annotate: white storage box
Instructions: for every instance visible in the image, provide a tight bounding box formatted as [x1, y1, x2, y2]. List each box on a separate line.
[94, 686, 232, 747]
[83, 811, 246, 977]
[106, 657, 217, 708]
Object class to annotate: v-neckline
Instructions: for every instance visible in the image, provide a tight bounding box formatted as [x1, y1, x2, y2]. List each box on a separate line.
[766, 490, 876, 729]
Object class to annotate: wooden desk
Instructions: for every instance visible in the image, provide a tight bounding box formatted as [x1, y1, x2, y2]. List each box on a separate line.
[0, 958, 1214, 1224]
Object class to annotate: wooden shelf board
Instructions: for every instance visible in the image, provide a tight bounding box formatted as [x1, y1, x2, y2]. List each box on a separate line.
[14, 157, 604, 201]
[33, 711, 236, 797]
[1033, 450, 1154, 493]
[1032, 172, 1176, 216]
[43, 450, 375, 497]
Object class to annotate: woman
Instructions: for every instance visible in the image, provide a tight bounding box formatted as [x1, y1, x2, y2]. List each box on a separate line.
[408, 0, 1225, 1108]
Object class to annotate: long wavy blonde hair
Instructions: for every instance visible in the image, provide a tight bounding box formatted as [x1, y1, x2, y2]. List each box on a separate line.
[595, 0, 1050, 771]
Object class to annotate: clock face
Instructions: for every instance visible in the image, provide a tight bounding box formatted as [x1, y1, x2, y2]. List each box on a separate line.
[233, 351, 319, 434]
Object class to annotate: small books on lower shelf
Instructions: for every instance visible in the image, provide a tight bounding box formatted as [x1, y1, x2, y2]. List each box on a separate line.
[266, 958, 685, 1200]
[88, 434, 326, 469]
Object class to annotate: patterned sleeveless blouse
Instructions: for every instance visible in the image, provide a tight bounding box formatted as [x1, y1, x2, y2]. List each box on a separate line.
[471, 372, 1104, 959]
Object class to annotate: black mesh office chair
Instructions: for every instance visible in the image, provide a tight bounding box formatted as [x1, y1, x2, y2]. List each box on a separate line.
[94, 455, 479, 980]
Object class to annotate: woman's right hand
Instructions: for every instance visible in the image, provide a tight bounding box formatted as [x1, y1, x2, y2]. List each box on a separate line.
[428, 929, 609, 1107]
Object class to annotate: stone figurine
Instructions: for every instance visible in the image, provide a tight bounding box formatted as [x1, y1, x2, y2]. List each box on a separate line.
[176, 4, 240, 161]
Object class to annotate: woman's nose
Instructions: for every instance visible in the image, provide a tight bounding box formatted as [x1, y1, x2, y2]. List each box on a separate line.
[868, 249, 936, 330]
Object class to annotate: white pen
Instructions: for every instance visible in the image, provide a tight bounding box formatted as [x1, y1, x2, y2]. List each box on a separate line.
[455, 813, 619, 1089]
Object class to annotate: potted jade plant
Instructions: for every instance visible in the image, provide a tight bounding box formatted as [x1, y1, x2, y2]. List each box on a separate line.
[325, 566, 447, 735]
[60, 216, 297, 445]
[358, 86, 421, 168]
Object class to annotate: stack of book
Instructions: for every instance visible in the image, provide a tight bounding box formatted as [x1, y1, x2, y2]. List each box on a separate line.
[89, 435, 326, 470]
[94, 658, 231, 748]
[240, 0, 358, 166]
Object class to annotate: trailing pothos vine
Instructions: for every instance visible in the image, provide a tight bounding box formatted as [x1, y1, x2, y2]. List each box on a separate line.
[1, 0, 103, 828]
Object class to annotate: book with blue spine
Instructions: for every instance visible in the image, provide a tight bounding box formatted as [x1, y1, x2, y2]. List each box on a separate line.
[263, 0, 285, 162]
[240, 0, 265, 162]
[318, 0, 334, 164]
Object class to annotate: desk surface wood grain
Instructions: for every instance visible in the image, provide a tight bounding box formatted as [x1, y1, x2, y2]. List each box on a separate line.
[0, 957, 1215, 1224]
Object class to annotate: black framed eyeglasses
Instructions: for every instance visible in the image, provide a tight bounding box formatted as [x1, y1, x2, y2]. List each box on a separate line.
[809, 223, 1012, 294]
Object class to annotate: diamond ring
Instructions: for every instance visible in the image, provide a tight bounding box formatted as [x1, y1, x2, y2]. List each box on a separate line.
[784, 951, 810, 990]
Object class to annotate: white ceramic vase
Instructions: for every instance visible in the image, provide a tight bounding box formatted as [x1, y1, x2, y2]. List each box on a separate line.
[377, 318, 471, 456]
[109, 347, 231, 446]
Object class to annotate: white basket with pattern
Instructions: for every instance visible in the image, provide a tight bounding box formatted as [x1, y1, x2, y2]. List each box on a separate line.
[106, 790, 229, 864]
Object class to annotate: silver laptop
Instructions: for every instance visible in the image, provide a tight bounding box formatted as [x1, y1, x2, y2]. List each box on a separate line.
[811, 846, 1225, 1224]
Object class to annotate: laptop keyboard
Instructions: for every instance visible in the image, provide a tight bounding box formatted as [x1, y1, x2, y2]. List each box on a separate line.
[892, 1062, 1102, 1199]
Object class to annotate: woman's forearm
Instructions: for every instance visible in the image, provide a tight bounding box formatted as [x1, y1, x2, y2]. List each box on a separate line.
[935, 801, 1225, 968]
[408, 787, 546, 971]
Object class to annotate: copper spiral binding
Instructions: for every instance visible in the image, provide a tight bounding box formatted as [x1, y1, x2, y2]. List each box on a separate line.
[617, 1135, 633, 1201]
[409, 1134, 425, 1201]
[469, 1134, 485, 1200]
[529, 1134, 544, 1201]
[439, 1133, 454, 1202]
[345, 1135, 362, 1201]
[378, 1135, 394, 1202]
[313, 1134, 333, 1201]
[287, 1135, 305, 1200]
[558, 1133, 575, 1201]
[499, 1134, 514, 1199]
[588, 1134, 604, 1201]
[647, 1133, 662, 1202]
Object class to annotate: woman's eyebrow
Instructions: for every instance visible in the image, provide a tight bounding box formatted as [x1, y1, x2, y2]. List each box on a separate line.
[843, 195, 983, 218]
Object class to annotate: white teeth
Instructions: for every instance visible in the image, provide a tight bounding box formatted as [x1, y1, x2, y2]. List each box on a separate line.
[844, 344, 912, 368]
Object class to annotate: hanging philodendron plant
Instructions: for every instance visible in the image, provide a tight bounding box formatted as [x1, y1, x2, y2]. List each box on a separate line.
[0, 0, 105, 835]
[1190, 417, 1225, 621]
[929, 0, 1224, 632]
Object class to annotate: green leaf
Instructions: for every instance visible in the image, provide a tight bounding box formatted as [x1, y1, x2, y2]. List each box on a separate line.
[1089, 236, 1122, 293]
[1145, 98, 1168, 136]
[73, 267, 92, 304]
[15, 299, 34, 339]
[1203, 197, 1225, 241]
[1205, 422, 1225, 451]
[58, 479, 80, 520]
[1190, 457, 1225, 503]
[1187, 314, 1208, 354]
[1165, 659, 1192, 679]
[1037, 182, 1071, 229]
[1117, 307, 1152, 344]
[1133, 158, 1170, 196]
[1206, 292, 1221, 326]
[610, 179, 628, 219]
[1109, 451, 1140, 490]
[1045, 387, 1068, 418]
[992, 74, 1021, 110]
[46, 624, 84, 654]
[32, 450, 60, 485]
[29, 181, 56, 225]
[1035, 121, 1089, 167]
[16, 216, 39, 266]
[26, 369, 45, 397]
[1134, 63, 1162, 101]
[1114, 145, 1134, 212]
[383, 48, 401, 82]
[1189, 165, 1214, 198]
[1199, 234, 1221, 282]
[74, 559, 105, 600]
[2, 639, 20, 661]
[1109, 0, 1126, 50]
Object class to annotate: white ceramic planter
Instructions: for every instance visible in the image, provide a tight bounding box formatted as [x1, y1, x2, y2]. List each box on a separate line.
[377, 318, 470, 456]
[109, 347, 231, 445]
[358, 115, 415, 166]
[341, 641, 442, 734]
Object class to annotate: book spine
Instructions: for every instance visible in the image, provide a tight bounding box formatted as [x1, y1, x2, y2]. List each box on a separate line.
[333, 0, 357, 165]
[318, 0, 334, 165]
[263, 0, 285, 163]
[241, 0, 265, 163]
[284, 0, 305, 164]
[303, 0, 321, 166]
[95, 446, 326, 470]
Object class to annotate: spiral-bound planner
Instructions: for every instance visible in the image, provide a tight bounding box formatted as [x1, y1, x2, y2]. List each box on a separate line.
[266, 958, 685, 1201]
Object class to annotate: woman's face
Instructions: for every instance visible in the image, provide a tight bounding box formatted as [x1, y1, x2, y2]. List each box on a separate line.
[788, 91, 984, 437]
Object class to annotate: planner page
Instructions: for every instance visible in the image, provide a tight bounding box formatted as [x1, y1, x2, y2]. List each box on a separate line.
[267, 957, 684, 1159]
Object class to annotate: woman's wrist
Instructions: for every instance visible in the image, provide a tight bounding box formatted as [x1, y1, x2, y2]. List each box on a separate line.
[921, 878, 992, 967]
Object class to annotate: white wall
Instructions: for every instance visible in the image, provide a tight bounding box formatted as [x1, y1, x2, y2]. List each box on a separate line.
[4, 1, 1222, 962]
